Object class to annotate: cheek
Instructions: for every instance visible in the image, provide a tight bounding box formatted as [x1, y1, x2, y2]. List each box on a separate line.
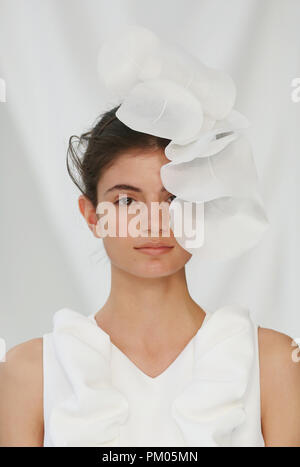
[97, 206, 150, 241]
[96, 206, 138, 238]
[102, 234, 134, 261]
[95, 205, 133, 260]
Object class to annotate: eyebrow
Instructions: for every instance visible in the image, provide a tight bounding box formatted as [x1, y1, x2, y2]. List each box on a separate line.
[104, 184, 167, 195]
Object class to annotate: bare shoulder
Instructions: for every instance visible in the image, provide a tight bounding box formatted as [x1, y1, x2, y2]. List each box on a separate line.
[258, 326, 300, 447]
[1, 337, 43, 383]
[0, 337, 44, 446]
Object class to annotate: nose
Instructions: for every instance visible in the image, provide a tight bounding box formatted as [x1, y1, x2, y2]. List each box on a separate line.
[140, 199, 172, 238]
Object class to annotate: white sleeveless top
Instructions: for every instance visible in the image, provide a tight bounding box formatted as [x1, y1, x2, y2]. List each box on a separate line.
[42, 304, 265, 447]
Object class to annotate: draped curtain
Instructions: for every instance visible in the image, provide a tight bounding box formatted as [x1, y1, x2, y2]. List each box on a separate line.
[0, 0, 299, 348]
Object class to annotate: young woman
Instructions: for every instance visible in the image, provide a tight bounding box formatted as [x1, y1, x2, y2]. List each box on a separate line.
[0, 106, 299, 447]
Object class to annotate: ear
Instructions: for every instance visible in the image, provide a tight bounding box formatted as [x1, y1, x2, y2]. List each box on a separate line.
[78, 195, 100, 238]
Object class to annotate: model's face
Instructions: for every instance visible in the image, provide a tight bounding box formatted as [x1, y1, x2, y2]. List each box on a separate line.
[79, 147, 192, 278]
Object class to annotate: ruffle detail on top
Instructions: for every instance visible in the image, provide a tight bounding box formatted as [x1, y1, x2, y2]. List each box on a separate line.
[171, 305, 255, 447]
[48, 305, 255, 446]
[48, 308, 129, 447]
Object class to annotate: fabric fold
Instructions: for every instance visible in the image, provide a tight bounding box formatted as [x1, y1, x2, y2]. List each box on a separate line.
[49, 308, 129, 447]
[171, 305, 255, 446]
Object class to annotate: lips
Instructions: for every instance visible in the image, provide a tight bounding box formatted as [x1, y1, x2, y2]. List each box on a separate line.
[135, 242, 173, 249]
[134, 242, 174, 256]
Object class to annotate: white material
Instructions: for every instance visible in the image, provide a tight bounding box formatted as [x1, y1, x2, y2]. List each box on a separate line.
[43, 305, 265, 447]
[98, 25, 269, 261]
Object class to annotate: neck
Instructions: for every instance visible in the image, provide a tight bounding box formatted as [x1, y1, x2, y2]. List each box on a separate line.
[95, 264, 206, 345]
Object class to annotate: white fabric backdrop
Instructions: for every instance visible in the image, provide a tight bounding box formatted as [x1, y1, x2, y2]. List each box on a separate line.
[0, 0, 299, 350]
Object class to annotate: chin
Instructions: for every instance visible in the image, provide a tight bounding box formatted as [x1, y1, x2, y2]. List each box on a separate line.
[128, 257, 190, 279]
[131, 268, 179, 279]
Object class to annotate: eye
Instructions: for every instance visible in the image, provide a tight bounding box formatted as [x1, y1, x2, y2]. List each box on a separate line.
[114, 196, 134, 206]
[167, 194, 176, 203]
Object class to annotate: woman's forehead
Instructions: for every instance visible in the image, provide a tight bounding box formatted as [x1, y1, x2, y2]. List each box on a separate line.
[98, 148, 169, 194]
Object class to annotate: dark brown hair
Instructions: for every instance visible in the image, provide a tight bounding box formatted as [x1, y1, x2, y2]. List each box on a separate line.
[66, 104, 171, 207]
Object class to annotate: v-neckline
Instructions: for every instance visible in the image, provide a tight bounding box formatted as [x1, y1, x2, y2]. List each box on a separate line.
[88, 310, 212, 383]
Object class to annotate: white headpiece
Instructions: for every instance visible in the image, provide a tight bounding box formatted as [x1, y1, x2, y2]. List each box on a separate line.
[97, 25, 269, 261]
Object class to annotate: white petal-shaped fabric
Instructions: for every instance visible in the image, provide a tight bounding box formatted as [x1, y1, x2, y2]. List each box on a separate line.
[169, 197, 269, 261]
[165, 131, 238, 164]
[97, 25, 269, 261]
[172, 305, 254, 447]
[98, 25, 236, 120]
[161, 136, 260, 202]
[199, 115, 216, 133]
[138, 41, 236, 119]
[49, 309, 129, 447]
[116, 79, 203, 144]
[97, 25, 160, 99]
[190, 65, 236, 120]
[165, 109, 250, 163]
[214, 109, 250, 132]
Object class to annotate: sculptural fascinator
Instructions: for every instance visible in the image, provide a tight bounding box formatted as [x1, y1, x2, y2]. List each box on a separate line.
[97, 25, 269, 261]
